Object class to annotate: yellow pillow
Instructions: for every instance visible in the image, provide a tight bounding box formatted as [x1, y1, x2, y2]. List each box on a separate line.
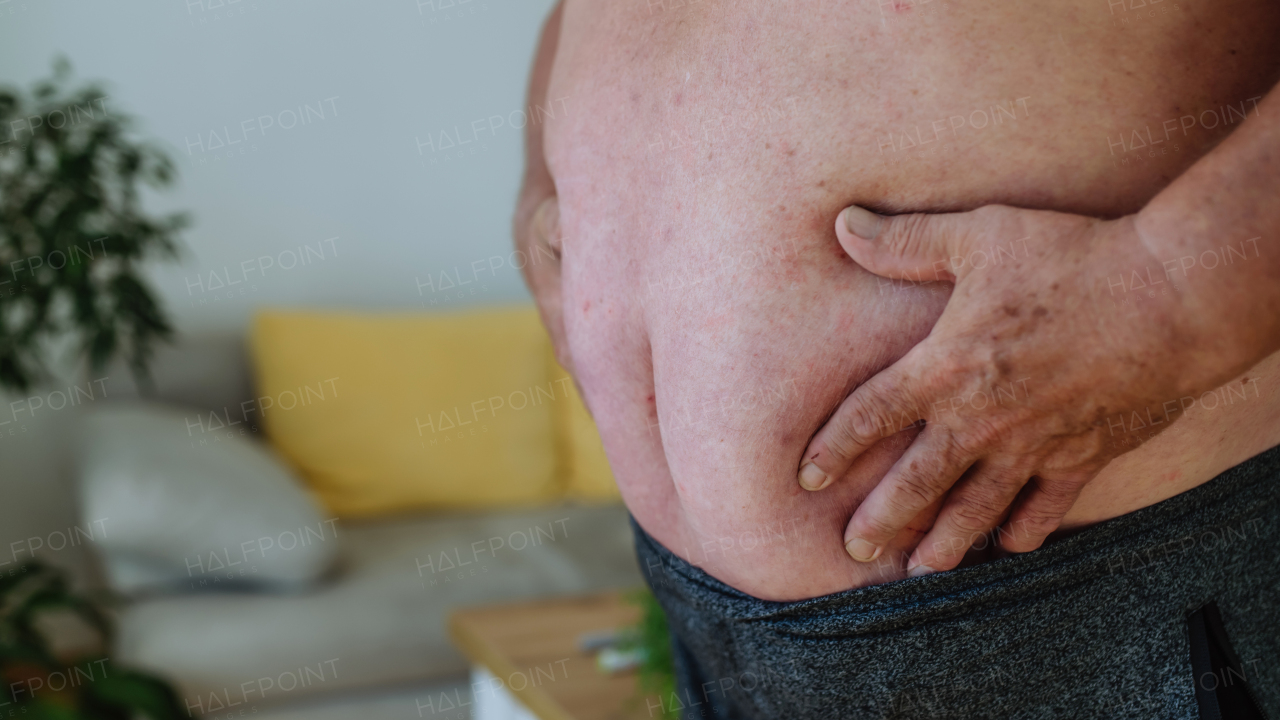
[250, 308, 563, 517]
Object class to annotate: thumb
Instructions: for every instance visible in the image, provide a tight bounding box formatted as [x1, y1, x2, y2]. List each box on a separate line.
[835, 205, 981, 283]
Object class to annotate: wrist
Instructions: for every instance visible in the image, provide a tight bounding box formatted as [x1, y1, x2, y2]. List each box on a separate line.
[1131, 206, 1273, 393]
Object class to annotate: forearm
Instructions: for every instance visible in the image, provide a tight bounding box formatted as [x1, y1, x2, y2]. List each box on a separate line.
[1135, 80, 1280, 385]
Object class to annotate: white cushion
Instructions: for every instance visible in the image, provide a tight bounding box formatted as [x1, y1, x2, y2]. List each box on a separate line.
[78, 402, 334, 594]
[114, 503, 641, 704]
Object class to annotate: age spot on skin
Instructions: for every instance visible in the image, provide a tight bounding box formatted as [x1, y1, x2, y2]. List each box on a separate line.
[996, 358, 1014, 378]
[1033, 306, 1049, 318]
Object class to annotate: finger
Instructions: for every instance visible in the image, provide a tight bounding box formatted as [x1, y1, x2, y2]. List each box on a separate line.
[798, 358, 927, 492]
[997, 471, 1091, 554]
[842, 423, 976, 562]
[905, 458, 1032, 575]
[533, 194, 563, 259]
[835, 204, 995, 283]
[523, 196, 572, 373]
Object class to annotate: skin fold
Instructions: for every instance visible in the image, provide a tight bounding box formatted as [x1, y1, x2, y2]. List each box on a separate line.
[518, 0, 1280, 601]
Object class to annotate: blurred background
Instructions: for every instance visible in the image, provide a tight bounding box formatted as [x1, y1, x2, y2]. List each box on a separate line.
[3, 0, 548, 331]
[0, 2, 658, 719]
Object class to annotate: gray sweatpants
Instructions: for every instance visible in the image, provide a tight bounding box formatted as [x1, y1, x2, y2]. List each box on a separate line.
[634, 445, 1280, 720]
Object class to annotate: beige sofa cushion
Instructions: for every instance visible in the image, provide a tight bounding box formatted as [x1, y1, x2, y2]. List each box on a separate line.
[79, 403, 335, 594]
[114, 503, 640, 709]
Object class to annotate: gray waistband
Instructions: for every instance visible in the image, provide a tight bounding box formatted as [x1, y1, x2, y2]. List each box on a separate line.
[634, 444, 1280, 719]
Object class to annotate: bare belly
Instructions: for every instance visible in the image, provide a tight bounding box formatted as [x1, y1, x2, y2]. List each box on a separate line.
[542, 0, 1280, 601]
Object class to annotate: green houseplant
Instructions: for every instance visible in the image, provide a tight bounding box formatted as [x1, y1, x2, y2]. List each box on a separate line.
[0, 561, 184, 719]
[618, 589, 678, 720]
[0, 60, 184, 392]
[0, 61, 186, 719]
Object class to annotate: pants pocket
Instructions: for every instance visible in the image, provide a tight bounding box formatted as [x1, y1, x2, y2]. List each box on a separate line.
[1187, 600, 1268, 720]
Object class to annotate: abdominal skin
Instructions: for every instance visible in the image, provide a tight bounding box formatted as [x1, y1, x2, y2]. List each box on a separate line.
[542, 0, 1280, 601]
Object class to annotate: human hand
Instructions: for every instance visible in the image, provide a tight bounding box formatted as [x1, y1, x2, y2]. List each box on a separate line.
[797, 203, 1223, 575]
[515, 194, 572, 374]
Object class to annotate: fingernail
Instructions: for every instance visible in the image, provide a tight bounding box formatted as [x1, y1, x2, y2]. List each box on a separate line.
[843, 205, 882, 240]
[907, 563, 936, 578]
[798, 463, 828, 491]
[845, 538, 882, 563]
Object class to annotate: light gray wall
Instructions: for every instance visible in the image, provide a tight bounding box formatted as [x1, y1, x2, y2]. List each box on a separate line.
[0, 0, 554, 333]
[0, 0, 555, 583]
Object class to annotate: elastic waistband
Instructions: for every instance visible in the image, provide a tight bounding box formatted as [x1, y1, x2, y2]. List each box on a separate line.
[633, 444, 1280, 634]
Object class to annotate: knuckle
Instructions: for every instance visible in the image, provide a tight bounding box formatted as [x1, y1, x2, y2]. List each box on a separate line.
[1035, 482, 1078, 506]
[926, 535, 971, 563]
[886, 213, 936, 260]
[820, 421, 859, 465]
[999, 422, 1046, 456]
[851, 512, 899, 543]
[830, 399, 888, 453]
[822, 421, 860, 462]
[1062, 434, 1109, 467]
[1033, 474, 1087, 504]
[953, 416, 1009, 455]
[1044, 446, 1107, 476]
[991, 469, 1030, 495]
[937, 427, 979, 470]
[950, 494, 1003, 533]
[918, 422, 979, 472]
[1010, 511, 1061, 542]
[886, 467, 944, 513]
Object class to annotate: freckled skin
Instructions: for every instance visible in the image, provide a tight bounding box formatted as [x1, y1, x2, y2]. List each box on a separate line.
[529, 0, 1280, 601]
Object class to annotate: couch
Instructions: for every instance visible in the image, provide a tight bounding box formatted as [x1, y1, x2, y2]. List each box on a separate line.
[72, 311, 643, 715]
